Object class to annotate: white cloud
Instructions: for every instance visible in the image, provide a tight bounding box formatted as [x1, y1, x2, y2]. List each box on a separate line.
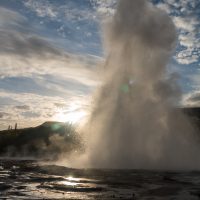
[179, 34, 195, 48]
[156, 3, 171, 14]
[173, 16, 197, 32]
[23, 0, 58, 19]
[1, 0, 199, 129]
[0, 90, 91, 130]
[182, 91, 200, 107]
[155, 0, 200, 65]
[176, 55, 199, 65]
[176, 32, 200, 65]
[22, 0, 197, 67]
[0, 5, 102, 130]
[23, 0, 95, 21]
[90, 0, 117, 18]
[176, 43, 199, 64]
[0, 13, 100, 88]
[23, 0, 117, 23]
[92, 0, 200, 65]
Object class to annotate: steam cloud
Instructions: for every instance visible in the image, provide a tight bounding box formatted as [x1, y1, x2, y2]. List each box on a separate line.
[76, 0, 200, 170]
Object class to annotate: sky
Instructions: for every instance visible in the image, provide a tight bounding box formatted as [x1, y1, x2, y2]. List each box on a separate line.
[0, 0, 199, 130]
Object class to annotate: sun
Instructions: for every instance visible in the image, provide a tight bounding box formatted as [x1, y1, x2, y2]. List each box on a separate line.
[53, 101, 88, 124]
[54, 110, 87, 124]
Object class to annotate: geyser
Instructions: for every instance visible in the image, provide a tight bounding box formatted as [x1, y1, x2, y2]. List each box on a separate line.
[79, 0, 200, 170]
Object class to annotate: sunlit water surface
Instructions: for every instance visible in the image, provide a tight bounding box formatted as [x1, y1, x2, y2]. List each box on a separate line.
[0, 159, 200, 199]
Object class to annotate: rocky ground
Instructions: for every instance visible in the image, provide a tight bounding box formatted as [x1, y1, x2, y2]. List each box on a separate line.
[0, 159, 200, 199]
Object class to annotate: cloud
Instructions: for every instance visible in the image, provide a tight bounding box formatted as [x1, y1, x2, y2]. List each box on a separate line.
[176, 53, 199, 65]
[54, 103, 66, 108]
[0, 30, 62, 57]
[0, 75, 93, 98]
[91, 0, 200, 65]
[15, 105, 30, 110]
[22, 0, 104, 55]
[188, 94, 200, 102]
[1, 0, 198, 130]
[155, 0, 200, 65]
[22, 0, 198, 66]
[21, 111, 41, 118]
[0, 90, 90, 130]
[0, 112, 10, 119]
[182, 92, 200, 107]
[0, 5, 100, 84]
[0, 96, 20, 106]
[0, 7, 27, 28]
[23, 0, 58, 19]
[0, 5, 101, 130]
[90, 0, 117, 17]
[176, 32, 200, 65]
[173, 16, 197, 32]
[23, 0, 95, 21]
[0, 8, 100, 84]
[156, 3, 171, 14]
[23, 0, 117, 25]
[186, 72, 200, 90]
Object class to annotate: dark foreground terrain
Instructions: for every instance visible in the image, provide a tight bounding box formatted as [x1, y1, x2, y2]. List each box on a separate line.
[1, 108, 200, 199]
[0, 159, 200, 199]
[0, 122, 82, 159]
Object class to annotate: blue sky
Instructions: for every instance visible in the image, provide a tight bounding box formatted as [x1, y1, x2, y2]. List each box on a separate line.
[0, 0, 199, 130]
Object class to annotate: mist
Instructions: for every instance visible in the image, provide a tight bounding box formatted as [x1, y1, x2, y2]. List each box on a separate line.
[69, 0, 200, 170]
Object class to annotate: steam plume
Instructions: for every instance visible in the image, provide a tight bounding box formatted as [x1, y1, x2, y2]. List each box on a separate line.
[79, 0, 200, 170]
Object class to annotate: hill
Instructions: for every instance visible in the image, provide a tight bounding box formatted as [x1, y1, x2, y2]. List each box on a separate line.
[0, 121, 82, 159]
[182, 107, 200, 128]
[1, 107, 200, 159]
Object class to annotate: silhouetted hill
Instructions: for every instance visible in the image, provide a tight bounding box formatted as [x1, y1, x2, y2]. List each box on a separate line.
[182, 107, 200, 128]
[182, 107, 200, 118]
[0, 121, 82, 159]
[1, 107, 200, 159]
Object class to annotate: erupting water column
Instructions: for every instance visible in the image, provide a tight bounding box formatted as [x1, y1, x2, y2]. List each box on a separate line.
[79, 0, 200, 170]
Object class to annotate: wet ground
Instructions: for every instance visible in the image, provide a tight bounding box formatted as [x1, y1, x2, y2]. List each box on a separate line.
[0, 159, 200, 199]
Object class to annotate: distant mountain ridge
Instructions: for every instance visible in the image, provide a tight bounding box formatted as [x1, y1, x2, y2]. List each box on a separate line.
[0, 121, 82, 159]
[1, 107, 200, 159]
